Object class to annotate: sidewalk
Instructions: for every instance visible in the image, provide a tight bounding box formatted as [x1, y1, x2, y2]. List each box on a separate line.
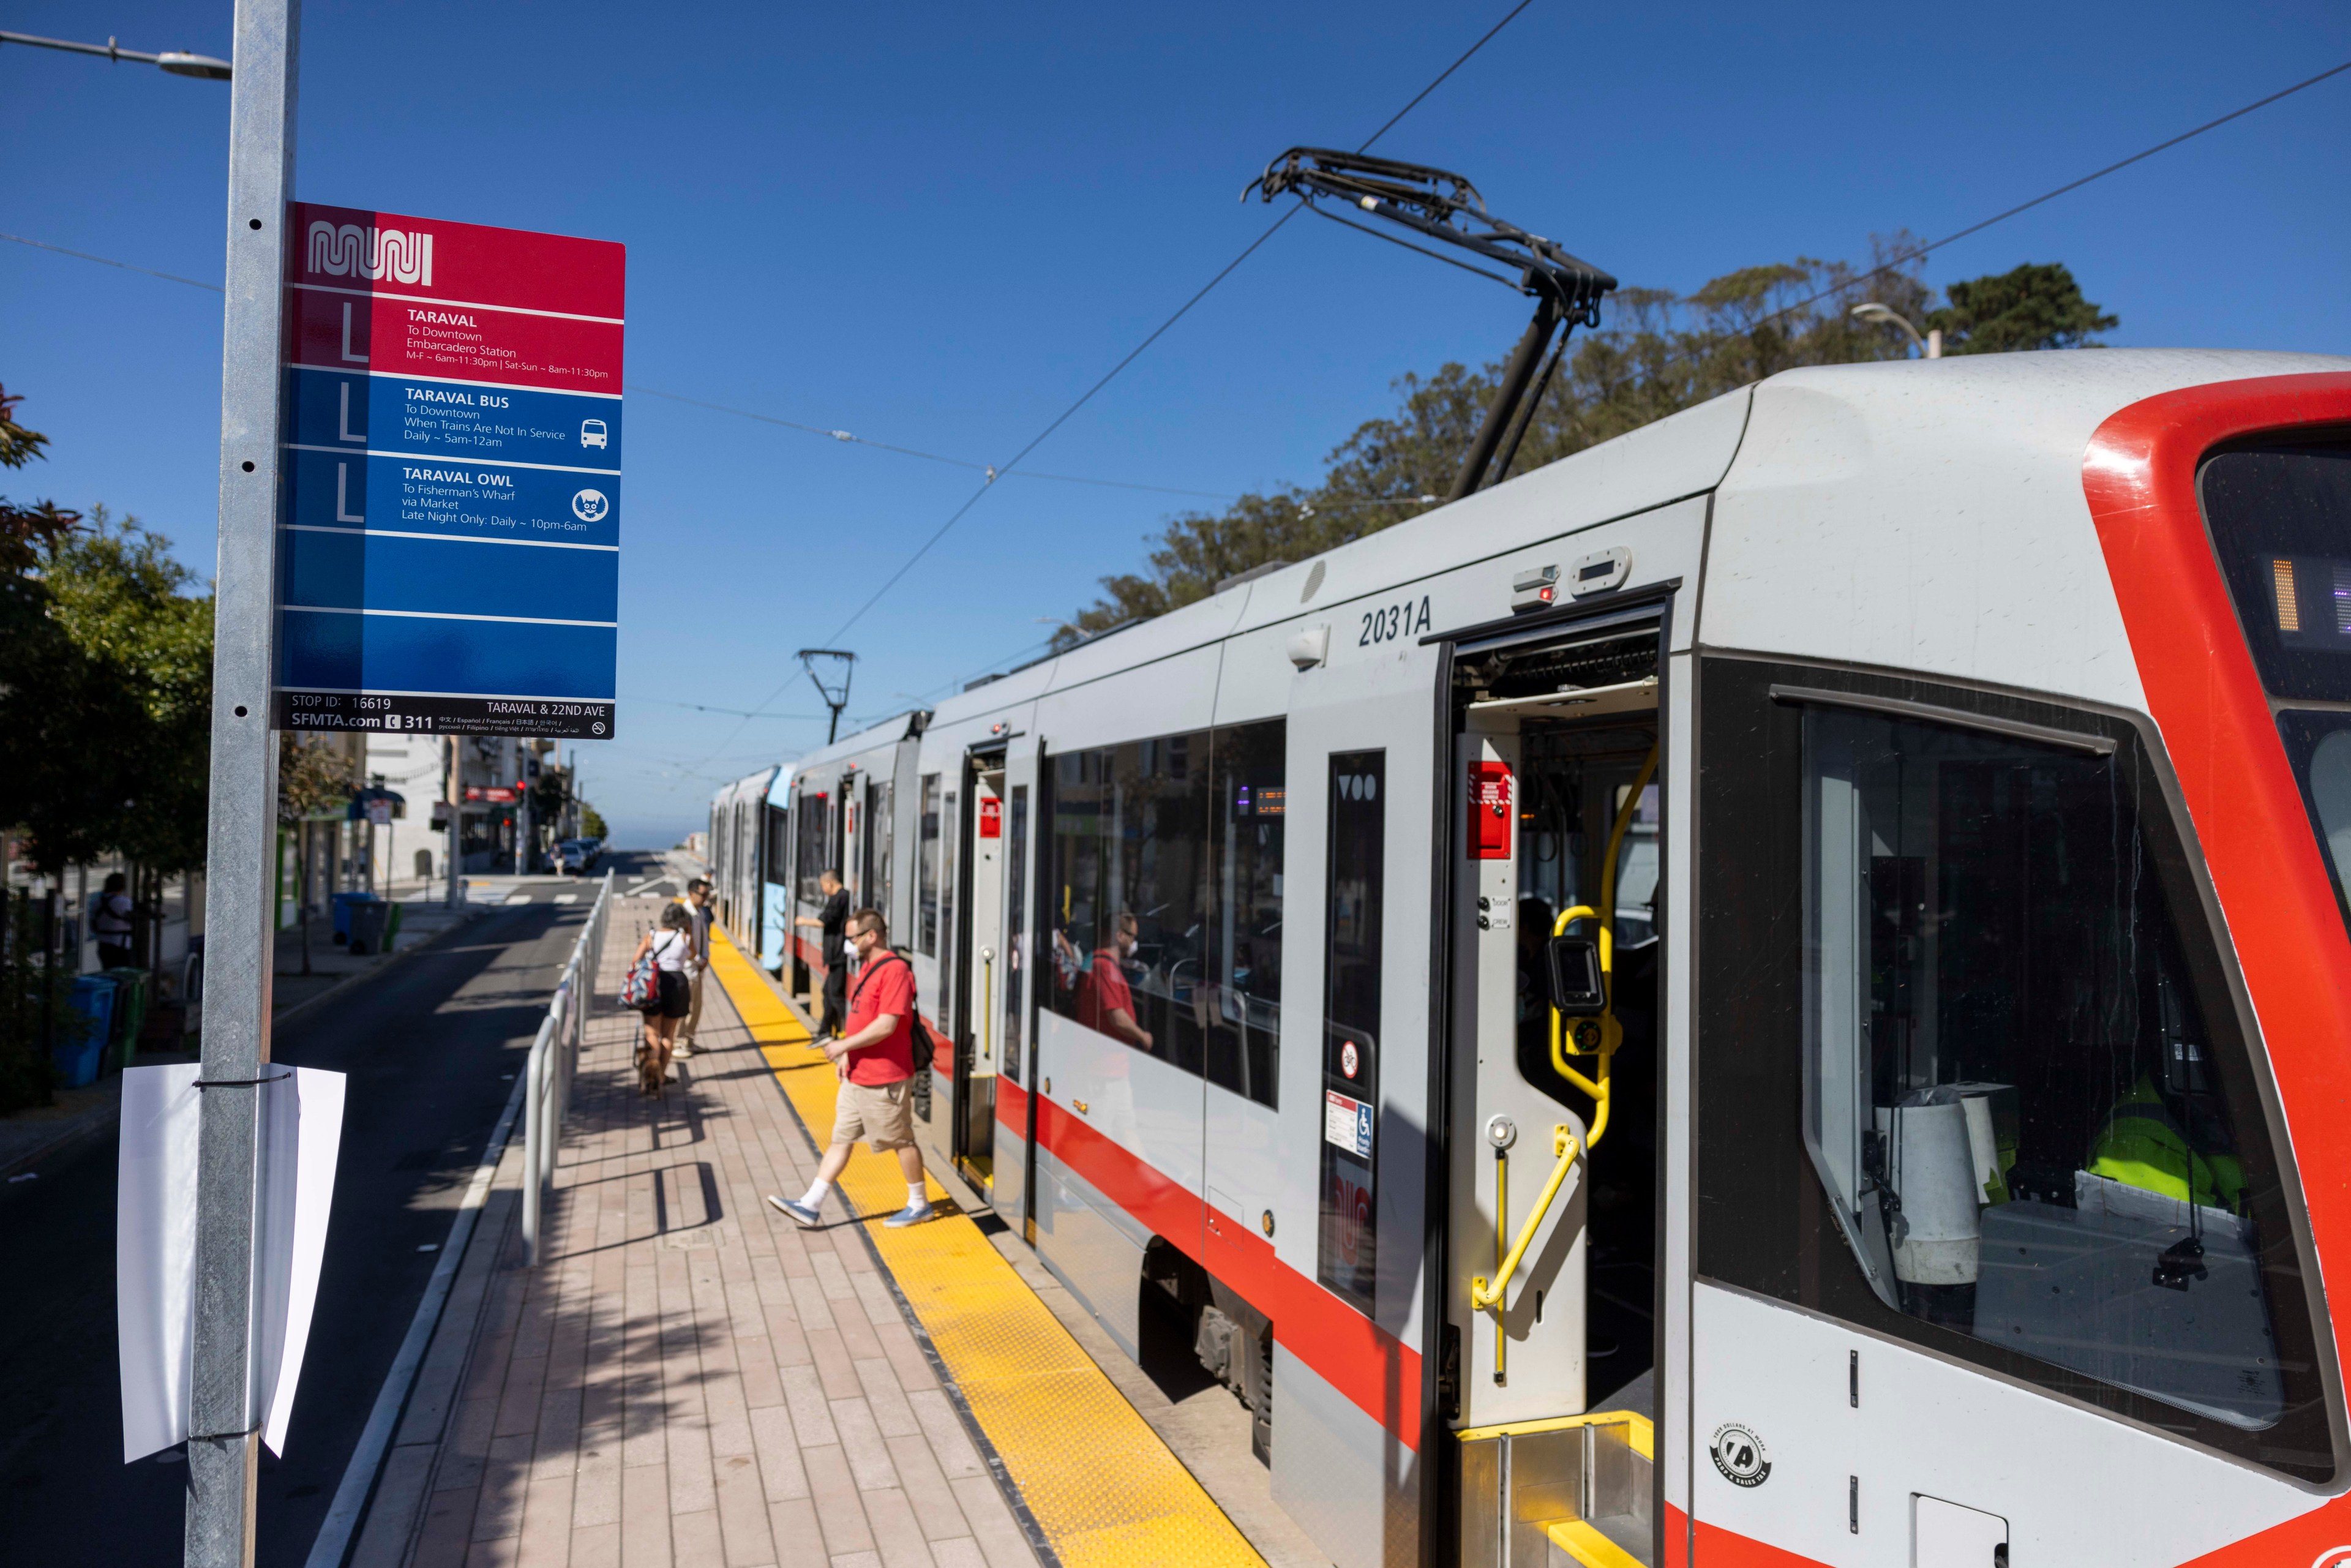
[350, 898, 1044, 1568]
[0, 896, 479, 1179]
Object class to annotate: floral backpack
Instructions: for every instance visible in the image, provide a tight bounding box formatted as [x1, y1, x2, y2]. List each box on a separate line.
[621, 934, 668, 1011]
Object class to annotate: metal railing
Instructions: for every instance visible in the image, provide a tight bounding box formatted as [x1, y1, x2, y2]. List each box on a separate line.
[522, 869, 614, 1265]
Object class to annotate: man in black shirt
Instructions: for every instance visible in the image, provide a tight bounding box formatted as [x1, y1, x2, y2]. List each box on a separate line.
[795, 870, 851, 1037]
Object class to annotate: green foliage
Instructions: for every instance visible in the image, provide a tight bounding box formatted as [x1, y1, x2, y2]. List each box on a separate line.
[277, 735, 355, 825]
[581, 805, 608, 841]
[1927, 263, 2117, 354]
[1056, 240, 1941, 645]
[0, 505, 215, 876]
[0, 384, 82, 578]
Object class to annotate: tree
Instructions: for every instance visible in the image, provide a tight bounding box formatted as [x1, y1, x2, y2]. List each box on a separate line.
[1056, 247, 2111, 643]
[581, 805, 608, 841]
[278, 734, 355, 976]
[1927, 262, 2116, 354]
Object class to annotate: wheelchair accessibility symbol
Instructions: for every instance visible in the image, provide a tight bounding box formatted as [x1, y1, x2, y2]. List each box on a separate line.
[571, 488, 610, 523]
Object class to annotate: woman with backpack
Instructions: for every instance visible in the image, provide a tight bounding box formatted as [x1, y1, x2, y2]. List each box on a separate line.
[624, 903, 698, 1094]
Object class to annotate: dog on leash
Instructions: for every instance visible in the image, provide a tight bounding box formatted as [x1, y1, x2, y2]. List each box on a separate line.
[636, 1040, 666, 1098]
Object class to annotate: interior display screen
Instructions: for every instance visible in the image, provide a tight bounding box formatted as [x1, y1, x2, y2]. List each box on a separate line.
[2263, 553, 2351, 650]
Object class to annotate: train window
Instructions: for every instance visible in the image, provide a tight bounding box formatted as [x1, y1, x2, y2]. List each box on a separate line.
[1004, 784, 1029, 1086]
[1802, 703, 2289, 1427]
[1320, 749, 1383, 1311]
[764, 803, 789, 885]
[1044, 735, 1211, 1076]
[866, 780, 894, 925]
[2203, 441, 2351, 934]
[918, 775, 941, 954]
[940, 790, 958, 1017]
[1206, 720, 1284, 1108]
[1699, 659, 2332, 1480]
[795, 790, 829, 902]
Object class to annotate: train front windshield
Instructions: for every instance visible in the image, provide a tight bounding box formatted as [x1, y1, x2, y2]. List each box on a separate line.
[2203, 440, 2351, 925]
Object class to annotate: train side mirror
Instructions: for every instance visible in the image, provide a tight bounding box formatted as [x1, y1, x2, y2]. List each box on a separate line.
[1547, 935, 1606, 1015]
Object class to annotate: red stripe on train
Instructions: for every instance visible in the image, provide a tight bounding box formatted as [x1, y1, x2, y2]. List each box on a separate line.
[1002, 1076, 1423, 1450]
[2083, 372, 2351, 1558]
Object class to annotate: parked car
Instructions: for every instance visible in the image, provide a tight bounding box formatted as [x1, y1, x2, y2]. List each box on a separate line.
[553, 839, 588, 875]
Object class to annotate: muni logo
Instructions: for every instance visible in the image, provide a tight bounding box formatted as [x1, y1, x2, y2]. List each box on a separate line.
[306, 221, 433, 287]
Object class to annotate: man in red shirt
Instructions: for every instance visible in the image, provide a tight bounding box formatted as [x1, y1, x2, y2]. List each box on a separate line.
[1073, 910, 1153, 1051]
[767, 908, 934, 1229]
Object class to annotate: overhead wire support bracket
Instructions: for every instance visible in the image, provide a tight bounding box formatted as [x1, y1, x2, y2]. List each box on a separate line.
[1245, 147, 1617, 502]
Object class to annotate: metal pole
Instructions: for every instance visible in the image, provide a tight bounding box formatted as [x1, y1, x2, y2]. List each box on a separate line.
[1444, 294, 1561, 503]
[189, 1, 296, 1562]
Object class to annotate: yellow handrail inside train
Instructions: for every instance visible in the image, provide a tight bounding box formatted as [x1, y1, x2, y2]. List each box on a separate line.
[1549, 743, 1660, 1150]
[1471, 1123, 1581, 1312]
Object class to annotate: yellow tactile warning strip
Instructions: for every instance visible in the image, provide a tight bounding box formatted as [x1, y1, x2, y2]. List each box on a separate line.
[706, 928, 1267, 1568]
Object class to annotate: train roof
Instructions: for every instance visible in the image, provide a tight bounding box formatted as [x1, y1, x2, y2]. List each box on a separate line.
[779, 709, 928, 783]
[719, 347, 2351, 773]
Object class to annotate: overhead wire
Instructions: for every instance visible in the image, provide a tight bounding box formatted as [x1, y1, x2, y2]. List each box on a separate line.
[624, 385, 1241, 500]
[689, 0, 1551, 776]
[1750, 56, 2351, 336]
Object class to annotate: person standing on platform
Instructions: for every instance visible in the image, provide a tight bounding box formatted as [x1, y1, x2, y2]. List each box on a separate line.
[94, 872, 137, 972]
[767, 907, 934, 1229]
[794, 869, 851, 1037]
[676, 877, 714, 1059]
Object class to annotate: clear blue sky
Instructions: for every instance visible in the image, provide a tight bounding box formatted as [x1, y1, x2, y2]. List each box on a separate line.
[8, 0, 2350, 846]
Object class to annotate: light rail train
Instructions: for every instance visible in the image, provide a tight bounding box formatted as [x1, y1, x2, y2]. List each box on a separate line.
[711, 350, 2351, 1567]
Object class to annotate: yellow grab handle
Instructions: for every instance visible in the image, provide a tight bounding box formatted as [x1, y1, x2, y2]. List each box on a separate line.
[1469, 1124, 1582, 1311]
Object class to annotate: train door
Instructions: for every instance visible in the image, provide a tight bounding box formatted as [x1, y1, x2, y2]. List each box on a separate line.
[953, 758, 1007, 1191]
[992, 749, 1041, 1236]
[1445, 604, 1669, 1567]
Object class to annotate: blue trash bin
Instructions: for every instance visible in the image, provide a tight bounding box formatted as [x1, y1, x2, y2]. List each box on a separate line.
[58, 975, 114, 1088]
[331, 891, 373, 944]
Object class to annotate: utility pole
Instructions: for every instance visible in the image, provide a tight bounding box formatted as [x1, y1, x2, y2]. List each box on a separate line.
[189, 2, 296, 1562]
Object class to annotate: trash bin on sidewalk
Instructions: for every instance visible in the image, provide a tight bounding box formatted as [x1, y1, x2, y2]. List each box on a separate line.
[347, 899, 391, 956]
[100, 967, 151, 1069]
[58, 975, 115, 1088]
[331, 890, 372, 945]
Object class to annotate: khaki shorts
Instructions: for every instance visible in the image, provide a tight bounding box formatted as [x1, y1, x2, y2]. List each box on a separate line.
[832, 1078, 915, 1152]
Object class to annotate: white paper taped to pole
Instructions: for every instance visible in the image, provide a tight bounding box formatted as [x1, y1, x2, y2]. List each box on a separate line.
[117, 1062, 345, 1462]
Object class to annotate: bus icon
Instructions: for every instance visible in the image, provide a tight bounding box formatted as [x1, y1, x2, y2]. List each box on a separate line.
[580, 419, 608, 449]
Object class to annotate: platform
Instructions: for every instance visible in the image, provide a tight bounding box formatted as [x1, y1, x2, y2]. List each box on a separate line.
[349, 900, 1272, 1567]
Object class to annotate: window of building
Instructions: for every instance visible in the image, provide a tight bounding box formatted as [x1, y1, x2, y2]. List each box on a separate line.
[1697, 659, 2332, 1480]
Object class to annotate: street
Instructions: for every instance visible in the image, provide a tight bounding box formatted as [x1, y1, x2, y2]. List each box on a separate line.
[0, 850, 662, 1567]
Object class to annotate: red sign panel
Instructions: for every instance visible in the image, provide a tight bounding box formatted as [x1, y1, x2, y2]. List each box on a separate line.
[283, 202, 624, 393]
[1468, 761, 1513, 860]
[980, 798, 1003, 839]
[465, 786, 519, 804]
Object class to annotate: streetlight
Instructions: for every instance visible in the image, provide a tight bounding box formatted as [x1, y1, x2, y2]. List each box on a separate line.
[0, 29, 232, 80]
[1851, 301, 1941, 359]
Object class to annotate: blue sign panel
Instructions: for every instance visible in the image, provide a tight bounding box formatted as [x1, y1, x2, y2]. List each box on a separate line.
[273, 205, 623, 738]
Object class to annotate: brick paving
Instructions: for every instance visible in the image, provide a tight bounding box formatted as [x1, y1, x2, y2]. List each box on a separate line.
[352, 897, 1043, 1568]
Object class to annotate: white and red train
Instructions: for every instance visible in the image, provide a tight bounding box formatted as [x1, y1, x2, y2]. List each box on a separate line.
[712, 350, 2351, 1567]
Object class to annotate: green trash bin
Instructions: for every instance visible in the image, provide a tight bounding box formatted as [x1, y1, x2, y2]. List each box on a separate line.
[100, 967, 151, 1070]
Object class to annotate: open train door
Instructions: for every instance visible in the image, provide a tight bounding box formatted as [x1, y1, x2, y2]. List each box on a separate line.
[991, 743, 1041, 1237]
[951, 748, 1008, 1195]
[1441, 593, 1673, 1568]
